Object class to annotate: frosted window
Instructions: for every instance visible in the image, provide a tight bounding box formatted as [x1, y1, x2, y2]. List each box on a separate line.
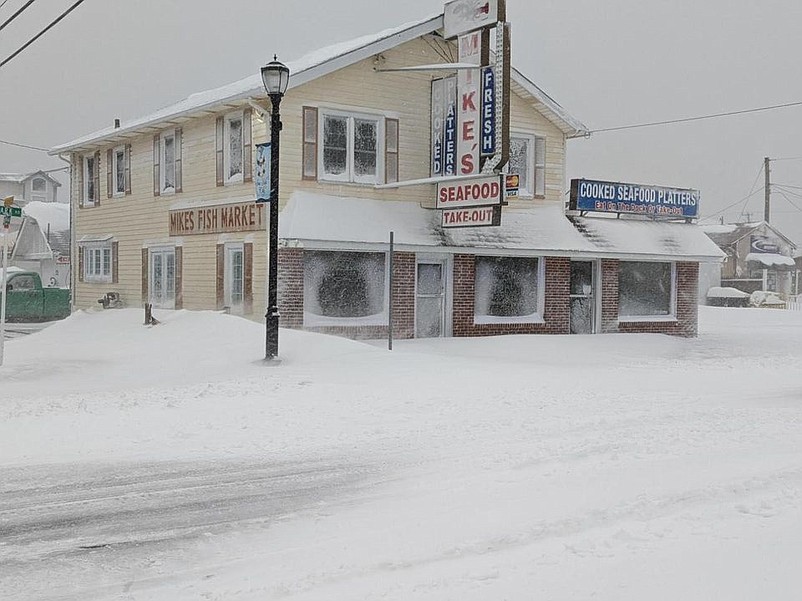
[619, 262, 673, 317]
[115, 149, 126, 194]
[320, 111, 382, 184]
[353, 118, 377, 177]
[509, 137, 531, 196]
[228, 117, 243, 179]
[304, 251, 386, 319]
[163, 135, 176, 190]
[85, 156, 96, 203]
[31, 178, 46, 192]
[475, 257, 539, 317]
[323, 116, 348, 176]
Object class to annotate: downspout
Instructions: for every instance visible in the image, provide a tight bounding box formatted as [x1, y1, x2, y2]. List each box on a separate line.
[57, 152, 74, 310]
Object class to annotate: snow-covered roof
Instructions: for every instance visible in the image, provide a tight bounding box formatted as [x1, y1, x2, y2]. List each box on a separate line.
[701, 221, 796, 250]
[51, 14, 587, 154]
[11, 216, 53, 261]
[22, 201, 70, 233]
[571, 215, 726, 261]
[745, 252, 797, 269]
[280, 192, 722, 261]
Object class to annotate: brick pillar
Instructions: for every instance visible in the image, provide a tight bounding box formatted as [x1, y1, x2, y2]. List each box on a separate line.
[543, 257, 570, 334]
[600, 259, 620, 333]
[278, 248, 304, 329]
[392, 252, 416, 339]
[676, 262, 700, 337]
[452, 254, 476, 337]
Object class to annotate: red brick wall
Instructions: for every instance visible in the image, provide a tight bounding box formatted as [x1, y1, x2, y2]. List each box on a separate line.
[611, 261, 700, 338]
[452, 255, 570, 337]
[600, 259, 620, 333]
[278, 249, 416, 340]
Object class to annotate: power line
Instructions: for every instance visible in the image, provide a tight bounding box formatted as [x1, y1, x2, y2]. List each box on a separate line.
[770, 157, 802, 163]
[0, 0, 88, 71]
[0, 1, 13, 13]
[0, 137, 49, 152]
[701, 164, 764, 221]
[0, 0, 36, 34]
[591, 100, 802, 134]
[773, 183, 802, 191]
[775, 190, 802, 214]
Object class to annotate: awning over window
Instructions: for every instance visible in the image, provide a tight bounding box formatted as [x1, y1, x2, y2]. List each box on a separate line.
[746, 252, 797, 270]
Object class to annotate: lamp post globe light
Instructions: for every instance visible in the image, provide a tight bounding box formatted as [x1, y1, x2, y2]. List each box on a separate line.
[261, 57, 290, 360]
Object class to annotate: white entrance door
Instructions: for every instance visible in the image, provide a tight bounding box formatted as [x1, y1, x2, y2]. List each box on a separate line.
[150, 248, 176, 309]
[225, 244, 245, 314]
[416, 260, 447, 338]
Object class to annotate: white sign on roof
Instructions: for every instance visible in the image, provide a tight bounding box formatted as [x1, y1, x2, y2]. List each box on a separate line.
[444, 0, 500, 39]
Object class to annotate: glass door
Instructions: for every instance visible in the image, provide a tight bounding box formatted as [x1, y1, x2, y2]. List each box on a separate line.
[416, 262, 445, 338]
[150, 248, 176, 309]
[570, 261, 596, 335]
[225, 244, 245, 314]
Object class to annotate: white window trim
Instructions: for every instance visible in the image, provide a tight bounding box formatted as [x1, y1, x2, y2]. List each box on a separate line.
[148, 246, 177, 310]
[83, 155, 96, 207]
[414, 254, 453, 338]
[160, 131, 177, 195]
[303, 250, 390, 327]
[224, 242, 245, 314]
[83, 242, 113, 283]
[318, 108, 385, 186]
[473, 256, 546, 325]
[618, 262, 678, 322]
[112, 145, 126, 197]
[507, 132, 546, 200]
[224, 111, 244, 186]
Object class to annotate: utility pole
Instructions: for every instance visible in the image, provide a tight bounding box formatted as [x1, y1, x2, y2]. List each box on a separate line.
[764, 156, 771, 223]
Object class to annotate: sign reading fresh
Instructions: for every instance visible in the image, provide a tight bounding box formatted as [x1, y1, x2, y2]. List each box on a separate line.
[570, 178, 700, 219]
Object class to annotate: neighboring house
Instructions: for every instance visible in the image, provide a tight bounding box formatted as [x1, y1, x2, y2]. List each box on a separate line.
[702, 221, 798, 299]
[0, 171, 61, 206]
[52, 11, 721, 339]
[8, 201, 71, 288]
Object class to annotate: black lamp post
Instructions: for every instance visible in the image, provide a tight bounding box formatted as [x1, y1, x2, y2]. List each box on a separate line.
[261, 57, 290, 360]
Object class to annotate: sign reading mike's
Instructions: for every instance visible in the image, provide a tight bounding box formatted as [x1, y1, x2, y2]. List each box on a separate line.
[570, 178, 700, 219]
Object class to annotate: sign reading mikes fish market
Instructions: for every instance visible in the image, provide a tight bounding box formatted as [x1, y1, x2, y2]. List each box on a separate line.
[169, 202, 265, 236]
[570, 179, 700, 219]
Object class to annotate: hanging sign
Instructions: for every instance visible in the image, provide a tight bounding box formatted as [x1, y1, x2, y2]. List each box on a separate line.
[505, 174, 519, 198]
[431, 77, 458, 177]
[444, 0, 501, 39]
[480, 66, 496, 157]
[570, 179, 700, 219]
[442, 206, 501, 228]
[255, 143, 272, 202]
[436, 175, 503, 209]
[457, 31, 482, 176]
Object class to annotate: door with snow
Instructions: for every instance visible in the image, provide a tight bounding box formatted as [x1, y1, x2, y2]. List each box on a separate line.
[416, 261, 446, 338]
[224, 243, 245, 315]
[569, 261, 596, 335]
[149, 248, 176, 309]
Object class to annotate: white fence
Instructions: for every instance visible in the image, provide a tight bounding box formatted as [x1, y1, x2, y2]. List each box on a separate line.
[788, 300, 802, 312]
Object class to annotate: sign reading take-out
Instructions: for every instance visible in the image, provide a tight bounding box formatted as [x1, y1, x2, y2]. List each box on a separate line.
[169, 202, 265, 236]
[436, 175, 503, 209]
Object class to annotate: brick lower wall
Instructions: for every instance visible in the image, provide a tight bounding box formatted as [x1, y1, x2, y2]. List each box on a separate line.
[277, 248, 304, 329]
[452, 255, 570, 337]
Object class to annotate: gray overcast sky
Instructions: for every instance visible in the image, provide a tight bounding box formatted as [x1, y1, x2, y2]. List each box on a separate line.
[2, 0, 802, 241]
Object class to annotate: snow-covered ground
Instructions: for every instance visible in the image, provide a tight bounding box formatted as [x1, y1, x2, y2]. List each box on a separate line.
[1, 307, 801, 600]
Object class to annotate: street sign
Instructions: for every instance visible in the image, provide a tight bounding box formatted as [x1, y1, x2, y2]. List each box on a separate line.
[0, 206, 21, 217]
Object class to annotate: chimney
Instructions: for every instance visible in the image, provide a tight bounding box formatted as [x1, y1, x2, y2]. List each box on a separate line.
[114, 118, 121, 129]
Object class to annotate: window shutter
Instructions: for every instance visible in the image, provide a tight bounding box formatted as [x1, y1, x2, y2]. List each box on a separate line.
[385, 118, 399, 184]
[175, 246, 183, 310]
[141, 248, 149, 304]
[242, 109, 253, 183]
[216, 243, 225, 309]
[112, 241, 119, 284]
[215, 116, 225, 187]
[78, 246, 84, 282]
[125, 144, 132, 195]
[302, 106, 318, 180]
[175, 128, 183, 193]
[93, 151, 101, 206]
[153, 134, 161, 197]
[534, 137, 546, 197]
[106, 149, 113, 198]
[77, 155, 85, 207]
[244, 242, 253, 315]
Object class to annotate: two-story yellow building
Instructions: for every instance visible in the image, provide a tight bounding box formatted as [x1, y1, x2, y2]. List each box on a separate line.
[52, 12, 722, 339]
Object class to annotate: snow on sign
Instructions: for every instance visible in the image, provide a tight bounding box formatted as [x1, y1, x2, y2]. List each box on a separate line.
[442, 206, 500, 228]
[444, 0, 502, 39]
[436, 175, 503, 209]
[570, 178, 700, 219]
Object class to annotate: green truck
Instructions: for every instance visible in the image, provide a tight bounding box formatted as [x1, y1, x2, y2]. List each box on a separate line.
[3, 270, 70, 322]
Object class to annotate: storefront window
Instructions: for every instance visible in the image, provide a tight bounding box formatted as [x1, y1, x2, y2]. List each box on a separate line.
[619, 262, 674, 318]
[304, 251, 386, 323]
[474, 257, 540, 321]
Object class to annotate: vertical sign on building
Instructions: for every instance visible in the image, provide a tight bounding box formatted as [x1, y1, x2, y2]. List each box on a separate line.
[457, 30, 482, 175]
[254, 142, 271, 201]
[480, 66, 495, 157]
[431, 76, 459, 177]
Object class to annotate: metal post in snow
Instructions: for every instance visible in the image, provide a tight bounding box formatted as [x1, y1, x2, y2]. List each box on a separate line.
[388, 231, 394, 351]
[1, 221, 9, 367]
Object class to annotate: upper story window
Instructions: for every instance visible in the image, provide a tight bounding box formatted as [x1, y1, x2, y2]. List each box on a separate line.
[302, 106, 398, 186]
[215, 109, 252, 187]
[106, 144, 131, 198]
[31, 177, 47, 202]
[153, 129, 183, 196]
[508, 134, 546, 198]
[82, 153, 99, 207]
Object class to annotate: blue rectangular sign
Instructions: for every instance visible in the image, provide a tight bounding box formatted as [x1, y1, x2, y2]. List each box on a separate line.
[481, 66, 496, 156]
[570, 179, 700, 219]
[255, 143, 271, 202]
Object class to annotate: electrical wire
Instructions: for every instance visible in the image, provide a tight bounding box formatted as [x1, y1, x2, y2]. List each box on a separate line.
[770, 157, 802, 163]
[774, 190, 802, 214]
[773, 183, 802, 191]
[0, 137, 49, 152]
[701, 165, 764, 222]
[0, 0, 12, 13]
[590, 100, 802, 134]
[0, 0, 88, 71]
[0, 0, 35, 34]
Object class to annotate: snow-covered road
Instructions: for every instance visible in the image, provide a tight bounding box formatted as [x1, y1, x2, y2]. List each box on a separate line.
[1, 307, 801, 600]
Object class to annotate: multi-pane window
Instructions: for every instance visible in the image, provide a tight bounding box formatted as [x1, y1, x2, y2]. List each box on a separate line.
[619, 262, 675, 318]
[150, 248, 176, 309]
[225, 244, 245, 312]
[474, 256, 542, 322]
[84, 155, 96, 206]
[113, 147, 126, 195]
[226, 115, 244, 182]
[320, 110, 382, 184]
[84, 245, 112, 282]
[508, 134, 546, 198]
